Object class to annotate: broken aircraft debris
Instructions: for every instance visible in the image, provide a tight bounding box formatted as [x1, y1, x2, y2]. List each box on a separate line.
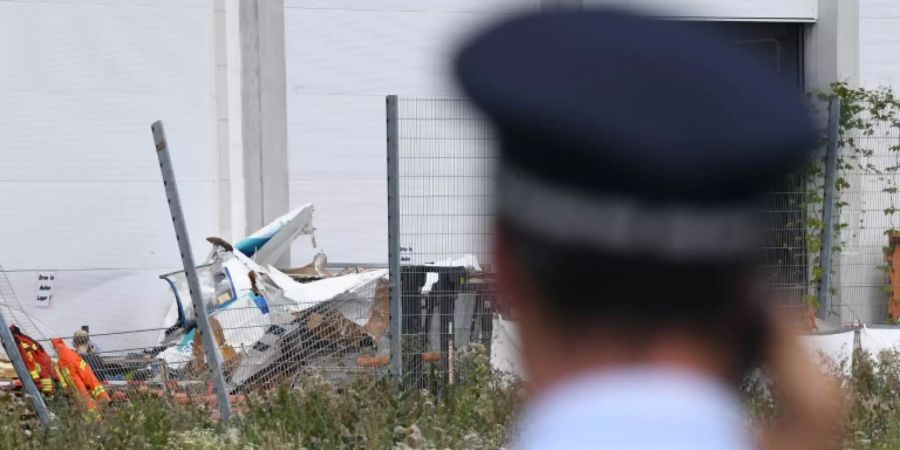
[149, 203, 500, 390]
[154, 204, 392, 390]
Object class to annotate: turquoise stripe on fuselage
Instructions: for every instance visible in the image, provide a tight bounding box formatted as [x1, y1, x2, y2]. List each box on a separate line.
[234, 236, 270, 257]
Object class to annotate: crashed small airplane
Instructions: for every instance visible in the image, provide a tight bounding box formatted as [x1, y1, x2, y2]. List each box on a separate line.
[139, 122, 502, 392]
[155, 204, 390, 390]
[70, 202, 505, 393]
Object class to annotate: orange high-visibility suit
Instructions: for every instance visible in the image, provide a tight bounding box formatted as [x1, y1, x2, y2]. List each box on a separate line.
[50, 337, 109, 410]
[10, 325, 57, 396]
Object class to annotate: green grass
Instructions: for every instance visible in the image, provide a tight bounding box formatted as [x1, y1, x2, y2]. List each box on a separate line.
[4, 347, 900, 449]
[0, 346, 523, 449]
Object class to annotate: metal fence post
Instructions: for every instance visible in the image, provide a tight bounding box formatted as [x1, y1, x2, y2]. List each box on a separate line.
[151, 121, 233, 421]
[0, 311, 51, 427]
[818, 97, 842, 321]
[386, 96, 403, 383]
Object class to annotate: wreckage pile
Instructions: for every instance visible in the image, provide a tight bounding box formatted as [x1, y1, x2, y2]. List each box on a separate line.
[0, 202, 517, 421]
[145, 204, 395, 392]
[69, 204, 512, 397]
[0, 122, 518, 427]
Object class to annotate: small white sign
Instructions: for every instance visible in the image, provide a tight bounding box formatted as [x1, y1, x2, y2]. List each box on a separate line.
[35, 272, 55, 307]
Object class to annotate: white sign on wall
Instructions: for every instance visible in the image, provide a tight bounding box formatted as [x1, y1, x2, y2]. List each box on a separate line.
[35, 272, 55, 307]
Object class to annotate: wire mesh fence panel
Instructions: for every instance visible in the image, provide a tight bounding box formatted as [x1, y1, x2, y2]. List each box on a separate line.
[761, 171, 812, 318]
[152, 251, 395, 409]
[0, 269, 46, 346]
[0, 257, 395, 422]
[0, 265, 52, 425]
[834, 103, 900, 326]
[34, 327, 221, 408]
[388, 96, 843, 389]
[216, 274, 391, 394]
[0, 264, 226, 421]
[392, 98, 498, 390]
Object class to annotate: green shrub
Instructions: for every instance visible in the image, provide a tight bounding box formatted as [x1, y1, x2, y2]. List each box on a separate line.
[0, 346, 522, 449]
[6, 345, 900, 449]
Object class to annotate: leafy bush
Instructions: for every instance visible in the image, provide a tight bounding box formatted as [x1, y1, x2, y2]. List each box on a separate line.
[743, 349, 900, 449]
[0, 346, 523, 449]
[5, 346, 900, 449]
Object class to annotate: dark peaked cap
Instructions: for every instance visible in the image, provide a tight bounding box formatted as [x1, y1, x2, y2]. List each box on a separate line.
[454, 9, 818, 258]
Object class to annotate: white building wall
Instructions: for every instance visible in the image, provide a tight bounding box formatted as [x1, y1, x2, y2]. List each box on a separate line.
[2, 0, 890, 339]
[859, 1, 900, 89]
[284, 0, 537, 264]
[282, 1, 826, 266]
[831, 0, 900, 324]
[0, 0, 217, 338]
[583, 0, 817, 21]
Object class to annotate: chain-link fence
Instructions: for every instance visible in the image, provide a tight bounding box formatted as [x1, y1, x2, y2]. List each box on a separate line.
[833, 102, 900, 325]
[210, 271, 391, 393]
[0, 124, 396, 424]
[0, 260, 394, 423]
[387, 97, 498, 390]
[761, 172, 811, 316]
[385, 95, 846, 390]
[2, 94, 895, 425]
[0, 265, 218, 422]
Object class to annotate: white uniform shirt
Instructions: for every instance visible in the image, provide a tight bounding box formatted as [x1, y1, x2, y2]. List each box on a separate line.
[515, 367, 754, 450]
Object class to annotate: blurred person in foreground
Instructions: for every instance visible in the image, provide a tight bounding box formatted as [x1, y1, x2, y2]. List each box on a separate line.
[454, 9, 843, 450]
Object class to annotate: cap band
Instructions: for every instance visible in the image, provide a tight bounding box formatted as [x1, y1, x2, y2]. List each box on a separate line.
[498, 165, 761, 258]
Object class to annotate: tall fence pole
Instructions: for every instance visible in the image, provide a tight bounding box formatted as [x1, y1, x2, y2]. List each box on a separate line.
[152, 121, 233, 421]
[386, 96, 403, 383]
[818, 97, 842, 321]
[0, 311, 51, 427]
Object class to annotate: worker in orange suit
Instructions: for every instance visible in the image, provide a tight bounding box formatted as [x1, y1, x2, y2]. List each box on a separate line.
[9, 325, 57, 396]
[51, 337, 110, 410]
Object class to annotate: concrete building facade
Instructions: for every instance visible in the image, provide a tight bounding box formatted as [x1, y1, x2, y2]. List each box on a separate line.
[0, 0, 893, 337]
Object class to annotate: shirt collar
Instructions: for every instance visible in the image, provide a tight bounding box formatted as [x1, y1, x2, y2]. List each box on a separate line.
[515, 366, 753, 450]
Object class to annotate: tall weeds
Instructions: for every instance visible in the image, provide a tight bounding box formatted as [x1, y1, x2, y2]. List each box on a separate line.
[3, 347, 900, 449]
